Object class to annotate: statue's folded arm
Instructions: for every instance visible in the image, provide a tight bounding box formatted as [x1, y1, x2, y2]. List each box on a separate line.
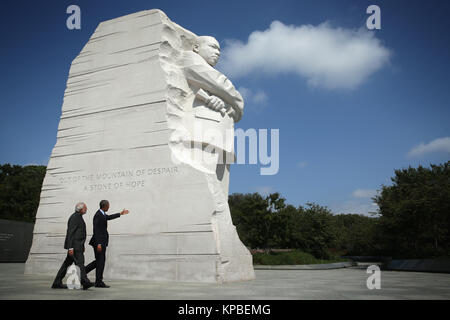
[181, 52, 244, 122]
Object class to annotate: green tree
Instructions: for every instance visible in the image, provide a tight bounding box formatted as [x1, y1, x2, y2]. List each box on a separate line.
[230, 194, 352, 258]
[374, 161, 450, 258]
[333, 214, 379, 256]
[0, 164, 46, 222]
[229, 192, 270, 248]
[229, 192, 291, 249]
[296, 203, 337, 258]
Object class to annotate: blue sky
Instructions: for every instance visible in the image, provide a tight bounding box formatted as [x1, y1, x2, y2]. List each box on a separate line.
[1, 0, 449, 214]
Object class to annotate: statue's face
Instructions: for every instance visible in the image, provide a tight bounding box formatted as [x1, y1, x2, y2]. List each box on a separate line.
[195, 37, 220, 67]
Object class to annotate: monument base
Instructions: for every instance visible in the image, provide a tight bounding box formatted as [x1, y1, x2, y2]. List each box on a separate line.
[25, 162, 255, 283]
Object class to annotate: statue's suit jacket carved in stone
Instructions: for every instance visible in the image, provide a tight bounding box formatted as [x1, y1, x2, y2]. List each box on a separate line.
[179, 49, 243, 195]
[181, 51, 244, 122]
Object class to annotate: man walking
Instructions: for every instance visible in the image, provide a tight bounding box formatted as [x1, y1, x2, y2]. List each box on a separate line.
[86, 200, 129, 288]
[51, 202, 94, 290]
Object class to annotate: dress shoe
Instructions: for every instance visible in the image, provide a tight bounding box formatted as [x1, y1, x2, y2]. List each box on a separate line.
[82, 280, 94, 290]
[51, 282, 68, 289]
[95, 282, 110, 288]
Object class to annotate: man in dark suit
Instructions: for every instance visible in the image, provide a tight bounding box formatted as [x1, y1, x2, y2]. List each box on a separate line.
[86, 200, 129, 288]
[51, 202, 94, 290]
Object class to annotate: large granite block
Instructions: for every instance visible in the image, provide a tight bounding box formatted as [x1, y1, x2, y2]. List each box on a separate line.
[25, 9, 254, 283]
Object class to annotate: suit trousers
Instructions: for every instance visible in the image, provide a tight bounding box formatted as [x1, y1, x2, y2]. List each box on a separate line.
[86, 246, 107, 284]
[53, 250, 89, 285]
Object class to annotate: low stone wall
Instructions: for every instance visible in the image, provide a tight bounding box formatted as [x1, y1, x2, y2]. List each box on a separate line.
[386, 259, 450, 273]
[254, 261, 355, 270]
[0, 219, 34, 262]
[343, 256, 391, 263]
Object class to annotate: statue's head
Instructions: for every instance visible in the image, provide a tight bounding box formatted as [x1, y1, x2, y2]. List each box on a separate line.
[193, 36, 220, 67]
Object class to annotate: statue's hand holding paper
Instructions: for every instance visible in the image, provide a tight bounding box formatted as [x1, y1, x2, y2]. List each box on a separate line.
[196, 88, 236, 120]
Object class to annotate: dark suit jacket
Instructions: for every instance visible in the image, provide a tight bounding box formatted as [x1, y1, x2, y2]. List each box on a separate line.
[89, 210, 120, 247]
[63, 212, 86, 251]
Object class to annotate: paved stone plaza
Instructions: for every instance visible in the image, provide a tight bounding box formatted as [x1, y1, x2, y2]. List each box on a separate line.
[1, 263, 449, 299]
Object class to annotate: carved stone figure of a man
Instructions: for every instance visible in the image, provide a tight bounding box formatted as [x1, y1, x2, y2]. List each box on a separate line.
[182, 36, 244, 122]
[178, 35, 245, 197]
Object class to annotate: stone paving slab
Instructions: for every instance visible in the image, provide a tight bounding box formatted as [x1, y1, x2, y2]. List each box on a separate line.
[1, 263, 449, 300]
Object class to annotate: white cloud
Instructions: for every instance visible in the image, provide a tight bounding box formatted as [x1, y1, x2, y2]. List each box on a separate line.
[297, 161, 308, 168]
[220, 21, 391, 90]
[407, 137, 450, 157]
[352, 189, 377, 198]
[331, 188, 379, 216]
[239, 87, 268, 111]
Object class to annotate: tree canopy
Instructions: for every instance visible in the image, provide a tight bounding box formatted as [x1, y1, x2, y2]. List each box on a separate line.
[0, 164, 46, 223]
[229, 192, 379, 258]
[374, 161, 450, 258]
[230, 162, 449, 259]
[1, 161, 448, 259]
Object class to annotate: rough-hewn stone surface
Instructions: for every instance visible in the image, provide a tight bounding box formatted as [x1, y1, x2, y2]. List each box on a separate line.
[25, 9, 254, 283]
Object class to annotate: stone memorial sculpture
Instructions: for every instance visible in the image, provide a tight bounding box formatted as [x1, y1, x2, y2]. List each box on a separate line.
[25, 9, 255, 283]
